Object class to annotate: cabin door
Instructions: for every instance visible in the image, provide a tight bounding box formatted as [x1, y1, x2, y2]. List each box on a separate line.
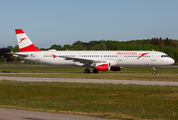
[151, 53, 156, 61]
[118, 55, 122, 61]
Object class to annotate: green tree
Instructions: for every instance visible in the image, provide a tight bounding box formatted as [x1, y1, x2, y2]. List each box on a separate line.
[0, 47, 11, 61]
[161, 45, 175, 58]
[49, 44, 62, 50]
[63, 44, 73, 50]
[105, 40, 120, 50]
[12, 45, 19, 52]
[0, 56, 7, 62]
[73, 41, 87, 50]
[10, 56, 18, 61]
[135, 44, 143, 50]
[143, 44, 152, 50]
[40, 48, 49, 51]
[151, 45, 160, 51]
[95, 41, 107, 50]
[174, 49, 178, 62]
[7, 46, 13, 51]
[88, 41, 96, 50]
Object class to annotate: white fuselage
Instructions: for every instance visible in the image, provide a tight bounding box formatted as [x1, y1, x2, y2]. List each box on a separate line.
[13, 29, 175, 73]
[14, 50, 175, 67]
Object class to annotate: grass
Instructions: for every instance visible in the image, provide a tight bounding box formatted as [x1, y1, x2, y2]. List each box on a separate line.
[0, 80, 177, 120]
[0, 66, 178, 73]
[0, 66, 178, 119]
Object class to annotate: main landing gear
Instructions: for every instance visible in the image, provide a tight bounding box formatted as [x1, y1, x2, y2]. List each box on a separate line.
[84, 68, 98, 73]
[153, 67, 157, 74]
[93, 69, 98, 73]
[84, 69, 90, 73]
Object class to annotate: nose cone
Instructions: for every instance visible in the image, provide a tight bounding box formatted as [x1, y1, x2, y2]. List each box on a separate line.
[170, 58, 175, 65]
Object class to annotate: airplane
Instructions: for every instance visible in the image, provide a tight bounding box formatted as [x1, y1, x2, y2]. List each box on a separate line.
[13, 29, 175, 74]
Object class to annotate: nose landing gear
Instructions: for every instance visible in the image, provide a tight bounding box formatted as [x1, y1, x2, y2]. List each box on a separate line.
[153, 67, 157, 74]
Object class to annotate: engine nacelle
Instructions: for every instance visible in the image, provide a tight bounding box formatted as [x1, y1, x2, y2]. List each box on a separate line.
[110, 66, 122, 71]
[95, 63, 110, 71]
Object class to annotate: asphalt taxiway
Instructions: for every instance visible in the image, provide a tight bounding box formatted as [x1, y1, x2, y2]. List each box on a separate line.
[0, 108, 115, 120]
[0, 76, 178, 86]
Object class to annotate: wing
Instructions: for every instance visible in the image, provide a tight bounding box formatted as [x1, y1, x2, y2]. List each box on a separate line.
[58, 56, 100, 65]
[57, 56, 117, 66]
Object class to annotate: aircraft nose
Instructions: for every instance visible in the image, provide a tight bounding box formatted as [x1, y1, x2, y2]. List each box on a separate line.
[170, 58, 175, 64]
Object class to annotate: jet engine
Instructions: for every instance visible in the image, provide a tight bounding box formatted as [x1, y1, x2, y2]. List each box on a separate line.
[95, 63, 110, 71]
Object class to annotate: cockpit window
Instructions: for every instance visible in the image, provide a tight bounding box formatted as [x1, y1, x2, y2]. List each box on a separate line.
[161, 55, 169, 57]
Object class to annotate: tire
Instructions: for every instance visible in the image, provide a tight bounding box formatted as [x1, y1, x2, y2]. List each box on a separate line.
[93, 69, 98, 73]
[84, 69, 90, 73]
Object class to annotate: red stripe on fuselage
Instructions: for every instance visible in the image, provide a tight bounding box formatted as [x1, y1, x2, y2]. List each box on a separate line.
[19, 44, 41, 52]
[15, 29, 24, 34]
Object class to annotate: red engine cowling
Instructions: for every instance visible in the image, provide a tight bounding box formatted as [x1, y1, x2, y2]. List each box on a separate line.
[110, 66, 122, 71]
[95, 63, 110, 71]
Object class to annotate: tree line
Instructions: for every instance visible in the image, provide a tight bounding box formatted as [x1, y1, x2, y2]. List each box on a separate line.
[1, 37, 178, 62]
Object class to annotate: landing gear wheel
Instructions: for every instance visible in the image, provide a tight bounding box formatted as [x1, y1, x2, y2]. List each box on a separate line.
[153, 71, 157, 74]
[84, 69, 90, 73]
[93, 69, 98, 73]
[153, 67, 157, 74]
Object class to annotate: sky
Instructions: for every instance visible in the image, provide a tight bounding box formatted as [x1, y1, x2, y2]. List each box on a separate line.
[0, 0, 178, 48]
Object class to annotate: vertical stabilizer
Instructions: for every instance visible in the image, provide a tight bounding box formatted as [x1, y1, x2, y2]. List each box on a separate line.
[15, 29, 40, 52]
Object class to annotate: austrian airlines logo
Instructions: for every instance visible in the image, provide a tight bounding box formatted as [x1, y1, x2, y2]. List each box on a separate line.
[137, 53, 149, 59]
[19, 38, 27, 43]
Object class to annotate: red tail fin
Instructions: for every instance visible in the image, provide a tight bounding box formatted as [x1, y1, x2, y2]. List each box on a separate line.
[15, 29, 40, 52]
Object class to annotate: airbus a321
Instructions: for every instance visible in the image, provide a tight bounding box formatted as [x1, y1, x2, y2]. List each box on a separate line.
[13, 29, 175, 74]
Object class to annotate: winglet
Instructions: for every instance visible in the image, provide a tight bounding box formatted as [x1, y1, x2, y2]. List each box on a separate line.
[15, 29, 41, 52]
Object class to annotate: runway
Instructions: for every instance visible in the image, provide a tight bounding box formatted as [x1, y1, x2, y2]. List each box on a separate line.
[0, 76, 178, 86]
[0, 108, 114, 120]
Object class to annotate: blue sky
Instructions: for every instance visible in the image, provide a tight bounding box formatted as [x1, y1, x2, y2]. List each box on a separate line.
[0, 0, 178, 48]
